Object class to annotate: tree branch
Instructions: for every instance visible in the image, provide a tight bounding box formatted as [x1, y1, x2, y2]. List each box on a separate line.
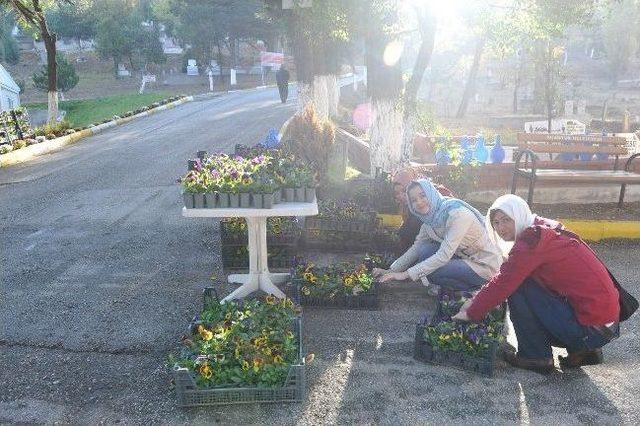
[8, 0, 36, 24]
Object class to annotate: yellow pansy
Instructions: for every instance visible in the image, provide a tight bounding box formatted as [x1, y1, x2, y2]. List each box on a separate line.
[199, 363, 213, 379]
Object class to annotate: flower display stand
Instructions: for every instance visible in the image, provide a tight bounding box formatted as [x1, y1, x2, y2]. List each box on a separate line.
[182, 201, 318, 302]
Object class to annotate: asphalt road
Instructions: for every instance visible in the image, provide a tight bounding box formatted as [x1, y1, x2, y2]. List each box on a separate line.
[2, 85, 640, 424]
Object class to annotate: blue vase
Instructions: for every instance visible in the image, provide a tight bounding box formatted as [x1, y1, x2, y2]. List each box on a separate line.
[460, 136, 473, 165]
[490, 135, 505, 164]
[474, 134, 489, 163]
[435, 148, 451, 166]
[579, 151, 593, 161]
[262, 128, 280, 148]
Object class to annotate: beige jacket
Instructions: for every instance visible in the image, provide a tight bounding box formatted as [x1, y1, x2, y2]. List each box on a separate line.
[389, 208, 503, 286]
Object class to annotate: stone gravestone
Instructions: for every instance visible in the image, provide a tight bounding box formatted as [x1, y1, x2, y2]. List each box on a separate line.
[564, 100, 574, 117]
[117, 63, 130, 77]
[187, 59, 199, 76]
[577, 100, 586, 115]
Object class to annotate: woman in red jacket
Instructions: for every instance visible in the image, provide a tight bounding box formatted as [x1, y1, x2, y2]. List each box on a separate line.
[453, 194, 620, 374]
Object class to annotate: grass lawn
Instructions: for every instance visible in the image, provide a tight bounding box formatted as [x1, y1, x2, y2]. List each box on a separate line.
[24, 92, 174, 128]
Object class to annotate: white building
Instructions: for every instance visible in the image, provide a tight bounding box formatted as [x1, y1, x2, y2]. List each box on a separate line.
[0, 64, 20, 111]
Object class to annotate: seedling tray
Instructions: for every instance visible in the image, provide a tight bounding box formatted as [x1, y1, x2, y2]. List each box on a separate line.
[413, 323, 500, 377]
[173, 289, 306, 406]
[288, 280, 379, 310]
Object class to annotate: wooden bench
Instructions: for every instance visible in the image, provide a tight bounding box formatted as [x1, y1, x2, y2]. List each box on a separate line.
[511, 133, 640, 206]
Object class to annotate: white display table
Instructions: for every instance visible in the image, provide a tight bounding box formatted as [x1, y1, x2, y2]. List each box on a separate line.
[182, 201, 318, 302]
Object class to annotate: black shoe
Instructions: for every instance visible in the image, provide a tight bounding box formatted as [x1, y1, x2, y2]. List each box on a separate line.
[559, 348, 603, 368]
[503, 350, 555, 375]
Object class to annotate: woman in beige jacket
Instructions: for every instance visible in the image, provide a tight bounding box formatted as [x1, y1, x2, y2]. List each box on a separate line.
[374, 179, 502, 293]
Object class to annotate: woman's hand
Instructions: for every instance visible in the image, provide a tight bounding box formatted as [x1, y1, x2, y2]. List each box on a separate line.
[452, 298, 474, 322]
[378, 271, 410, 283]
[372, 267, 388, 278]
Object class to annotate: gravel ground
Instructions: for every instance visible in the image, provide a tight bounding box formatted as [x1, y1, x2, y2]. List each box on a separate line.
[2, 240, 639, 424]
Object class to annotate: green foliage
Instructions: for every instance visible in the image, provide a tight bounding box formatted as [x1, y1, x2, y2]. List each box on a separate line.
[0, 11, 19, 64]
[94, 0, 165, 76]
[602, 0, 640, 84]
[32, 54, 79, 93]
[46, 0, 97, 43]
[170, 296, 300, 389]
[423, 297, 505, 357]
[155, 0, 273, 67]
[293, 261, 375, 298]
[25, 92, 173, 127]
[34, 119, 71, 137]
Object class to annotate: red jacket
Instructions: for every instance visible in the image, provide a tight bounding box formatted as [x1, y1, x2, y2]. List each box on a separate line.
[467, 217, 619, 326]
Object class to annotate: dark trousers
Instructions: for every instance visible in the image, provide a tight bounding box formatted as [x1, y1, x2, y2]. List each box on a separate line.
[415, 242, 487, 292]
[277, 83, 288, 103]
[508, 278, 619, 359]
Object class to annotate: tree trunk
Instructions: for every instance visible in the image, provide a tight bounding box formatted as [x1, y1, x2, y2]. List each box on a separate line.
[456, 34, 486, 119]
[513, 57, 522, 113]
[401, 8, 436, 164]
[42, 30, 58, 124]
[545, 43, 553, 133]
[366, 5, 403, 174]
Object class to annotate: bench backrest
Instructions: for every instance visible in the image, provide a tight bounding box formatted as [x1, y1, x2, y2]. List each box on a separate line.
[516, 133, 628, 155]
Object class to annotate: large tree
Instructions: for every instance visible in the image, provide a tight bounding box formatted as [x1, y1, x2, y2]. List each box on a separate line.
[602, 0, 640, 86]
[155, 0, 273, 72]
[0, 9, 19, 64]
[95, 0, 165, 77]
[517, 0, 596, 130]
[46, 0, 96, 48]
[2, 0, 69, 123]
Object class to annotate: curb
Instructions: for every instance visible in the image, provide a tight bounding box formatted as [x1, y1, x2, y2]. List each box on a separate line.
[0, 96, 194, 168]
[558, 220, 640, 242]
[378, 214, 640, 242]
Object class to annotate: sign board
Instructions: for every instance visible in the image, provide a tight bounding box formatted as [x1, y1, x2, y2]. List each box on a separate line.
[142, 74, 156, 83]
[524, 119, 586, 135]
[260, 51, 284, 67]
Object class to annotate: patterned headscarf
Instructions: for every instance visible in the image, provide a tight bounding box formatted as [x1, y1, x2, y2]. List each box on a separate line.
[407, 179, 485, 229]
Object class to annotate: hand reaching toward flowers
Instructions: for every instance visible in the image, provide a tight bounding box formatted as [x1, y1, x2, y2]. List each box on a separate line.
[452, 298, 474, 322]
[372, 267, 388, 278]
[378, 271, 410, 283]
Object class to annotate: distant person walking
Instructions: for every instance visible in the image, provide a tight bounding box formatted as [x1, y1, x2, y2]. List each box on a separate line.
[276, 66, 290, 104]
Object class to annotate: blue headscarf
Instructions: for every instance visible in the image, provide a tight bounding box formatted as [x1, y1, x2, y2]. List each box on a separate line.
[407, 179, 485, 229]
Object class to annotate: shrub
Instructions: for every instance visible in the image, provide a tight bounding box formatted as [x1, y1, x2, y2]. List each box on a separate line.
[12, 139, 27, 149]
[283, 105, 336, 187]
[34, 120, 71, 137]
[0, 144, 14, 154]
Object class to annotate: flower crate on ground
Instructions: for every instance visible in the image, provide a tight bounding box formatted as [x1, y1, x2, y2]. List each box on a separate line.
[302, 200, 385, 252]
[222, 246, 296, 271]
[220, 217, 301, 271]
[288, 261, 379, 310]
[413, 296, 506, 377]
[221, 217, 301, 247]
[171, 289, 305, 407]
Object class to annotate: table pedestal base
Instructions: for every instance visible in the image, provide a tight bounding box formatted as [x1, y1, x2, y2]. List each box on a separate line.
[221, 217, 289, 302]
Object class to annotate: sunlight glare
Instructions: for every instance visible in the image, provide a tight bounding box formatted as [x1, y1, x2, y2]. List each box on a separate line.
[383, 40, 404, 66]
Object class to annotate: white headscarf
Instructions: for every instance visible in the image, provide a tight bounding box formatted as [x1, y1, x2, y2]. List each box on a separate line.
[485, 194, 536, 255]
